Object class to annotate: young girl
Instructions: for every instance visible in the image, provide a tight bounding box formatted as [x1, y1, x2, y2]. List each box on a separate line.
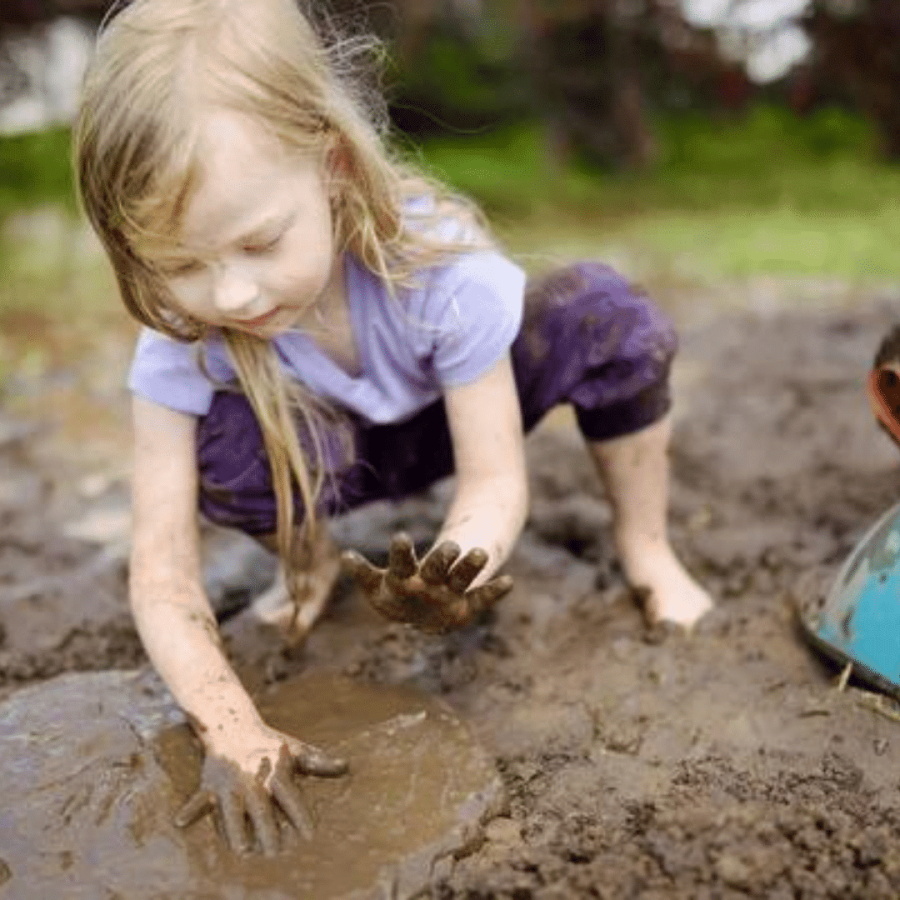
[74, 0, 711, 856]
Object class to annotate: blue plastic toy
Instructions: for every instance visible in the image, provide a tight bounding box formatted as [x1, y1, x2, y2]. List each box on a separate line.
[800, 501, 900, 696]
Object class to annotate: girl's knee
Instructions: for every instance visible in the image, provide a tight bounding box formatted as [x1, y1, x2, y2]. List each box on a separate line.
[522, 261, 677, 363]
[513, 261, 678, 438]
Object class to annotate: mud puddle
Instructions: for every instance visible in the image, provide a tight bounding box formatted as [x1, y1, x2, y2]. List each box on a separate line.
[0, 671, 502, 900]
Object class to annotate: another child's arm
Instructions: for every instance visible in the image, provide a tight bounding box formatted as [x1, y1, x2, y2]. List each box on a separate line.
[130, 396, 346, 853]
[343, 355, 528, 631]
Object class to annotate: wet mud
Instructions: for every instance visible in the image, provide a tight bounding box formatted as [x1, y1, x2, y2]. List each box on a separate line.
[0, 671, 502, 899]
[4, 296, 900, 898]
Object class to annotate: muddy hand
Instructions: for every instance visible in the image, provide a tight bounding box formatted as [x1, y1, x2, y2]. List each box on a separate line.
[341, 532, 514, 633]
[174, 740, 348, 855]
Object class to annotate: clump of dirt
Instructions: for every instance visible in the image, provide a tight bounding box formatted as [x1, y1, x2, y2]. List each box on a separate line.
[4, 298, 900, 898]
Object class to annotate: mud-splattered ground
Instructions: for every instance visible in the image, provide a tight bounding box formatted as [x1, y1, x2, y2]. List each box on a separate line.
[4, 286, 900, 898]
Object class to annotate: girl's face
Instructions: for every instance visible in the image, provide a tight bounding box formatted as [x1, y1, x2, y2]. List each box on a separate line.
[150, 110, 340, 336]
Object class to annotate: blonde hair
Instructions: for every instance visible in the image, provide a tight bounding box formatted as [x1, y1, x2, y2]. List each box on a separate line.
[73, 0, 488, 616]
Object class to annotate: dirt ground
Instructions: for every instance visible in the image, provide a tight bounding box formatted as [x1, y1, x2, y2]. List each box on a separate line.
[4, 285, 900, 898]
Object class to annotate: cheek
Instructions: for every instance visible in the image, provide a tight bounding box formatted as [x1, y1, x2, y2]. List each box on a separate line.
[260, 258, 318, 305]
[166, 275, 216, 320]
[279, 227, 335, 284]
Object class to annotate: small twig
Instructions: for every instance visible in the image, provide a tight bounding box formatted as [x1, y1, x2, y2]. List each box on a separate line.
[856, 691, 900, 724]
[836, 661, 853, 692]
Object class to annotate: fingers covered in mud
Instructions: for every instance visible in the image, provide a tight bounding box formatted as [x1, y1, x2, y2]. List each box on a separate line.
[341, 532, 513, 634]
[175, 741, 348, 855]
[444, 546, 488, 594]
[419, 540, 461, 585]
[386, 531, 418, 580]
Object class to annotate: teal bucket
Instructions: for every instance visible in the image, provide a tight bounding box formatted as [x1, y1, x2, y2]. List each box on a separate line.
[801, 501, 900, 696]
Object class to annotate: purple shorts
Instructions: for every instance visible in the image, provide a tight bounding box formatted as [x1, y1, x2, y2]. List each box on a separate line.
[196, 262, 677, 536]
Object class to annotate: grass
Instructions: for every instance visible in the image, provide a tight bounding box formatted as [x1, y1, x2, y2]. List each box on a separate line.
[416, 105, 900, 281]
[0, 126, 76, 216]
[0, 127, 120, 389]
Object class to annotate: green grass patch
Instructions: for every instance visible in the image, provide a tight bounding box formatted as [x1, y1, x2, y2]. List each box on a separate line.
[0, 126, 77, 217]
[0, 209, 111, 317]
[417, 105, 900, 280]
[3, 107, 900, 287]
[616, 207, 900, 280]
[0, 207, 120, 388]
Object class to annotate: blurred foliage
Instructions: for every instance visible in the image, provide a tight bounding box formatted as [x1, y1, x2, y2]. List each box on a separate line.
[417, 104, 895, 218]
[0, 125, 75, 213]
[382, 0, 900, 168]
[799, 0, 900, 159]
[386, 18, 529, 135]
[659, 105, 879, 187]
[381, 0, 745, 170]
[0, 103, 893, 223]
[415, 103, 900, 280]
[0, 107, 897, 304]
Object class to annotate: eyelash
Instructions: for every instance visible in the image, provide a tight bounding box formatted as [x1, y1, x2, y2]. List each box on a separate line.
[156, 233, 282, 276]
[243, 235, 281, 255]
[159, 260, 202, 278]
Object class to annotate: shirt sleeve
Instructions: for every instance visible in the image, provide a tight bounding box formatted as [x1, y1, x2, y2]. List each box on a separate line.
[127, 327, 233, 415]
[422, 249, 526, 387]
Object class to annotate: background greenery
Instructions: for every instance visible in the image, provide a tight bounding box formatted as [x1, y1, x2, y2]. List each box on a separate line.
[415, 106, 900, 280]
[5, 105, 898, 286]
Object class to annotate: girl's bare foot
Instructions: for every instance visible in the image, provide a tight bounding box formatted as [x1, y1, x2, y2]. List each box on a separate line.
[589, 416, 713, 631]
[620, 541, 712, 629]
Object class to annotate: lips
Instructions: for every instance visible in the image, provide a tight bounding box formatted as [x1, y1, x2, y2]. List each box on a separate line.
[232, 307, 281, 328]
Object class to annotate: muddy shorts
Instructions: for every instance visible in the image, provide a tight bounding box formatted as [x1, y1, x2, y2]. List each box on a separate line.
[196, 261, 677, 536]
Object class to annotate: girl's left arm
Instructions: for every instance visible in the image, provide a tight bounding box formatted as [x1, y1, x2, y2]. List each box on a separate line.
[437, 352, 528, 581]
[341, 353, 527, 632]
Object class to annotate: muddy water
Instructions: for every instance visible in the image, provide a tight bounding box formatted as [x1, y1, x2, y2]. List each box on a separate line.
[0, 670, 503, 900]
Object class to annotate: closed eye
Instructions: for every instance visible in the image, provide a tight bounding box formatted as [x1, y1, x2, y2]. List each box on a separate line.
[243, 234, 282, 256]
[156, 258, 203, 278]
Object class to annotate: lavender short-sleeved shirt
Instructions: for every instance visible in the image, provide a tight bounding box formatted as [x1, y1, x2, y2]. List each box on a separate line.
[128, 249, 525, 424]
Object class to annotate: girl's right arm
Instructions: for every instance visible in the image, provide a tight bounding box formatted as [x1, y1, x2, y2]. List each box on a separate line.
[130, 395, 268, 756]
[130, 395, 346, 853]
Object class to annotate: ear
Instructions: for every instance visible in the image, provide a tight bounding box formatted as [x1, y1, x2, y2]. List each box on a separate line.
[324, 135, 350, 179]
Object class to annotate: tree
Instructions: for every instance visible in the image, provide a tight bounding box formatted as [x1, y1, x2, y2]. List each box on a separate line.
[1, 1, 109, 30]
[800, 0, 900, 158]
[380, 0, 744, 170]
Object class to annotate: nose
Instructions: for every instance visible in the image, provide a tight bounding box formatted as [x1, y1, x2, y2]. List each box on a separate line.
[212, 263, 259, 315]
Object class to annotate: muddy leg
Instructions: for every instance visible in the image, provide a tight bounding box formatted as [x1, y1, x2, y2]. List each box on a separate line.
[589, 412, 712, 628]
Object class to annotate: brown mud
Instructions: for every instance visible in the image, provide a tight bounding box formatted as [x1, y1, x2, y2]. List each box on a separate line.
[4, 294, 900, 898]
[0, 670, 503, 899]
